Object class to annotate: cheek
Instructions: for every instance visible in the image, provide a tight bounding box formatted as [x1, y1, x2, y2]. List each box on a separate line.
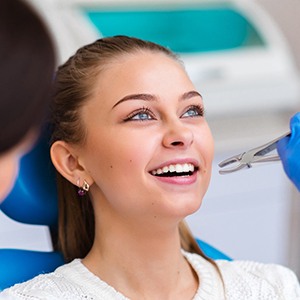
[0, 137, 33, 202]
[85, 133, 153, 183]
[85, 134, 156, 214]
[204, 135, 214, 166]
[109, 144, 154, 184]
[194, 126, 214, 196]
[0, 155, 20, 202]
[198, 125, 214, 164]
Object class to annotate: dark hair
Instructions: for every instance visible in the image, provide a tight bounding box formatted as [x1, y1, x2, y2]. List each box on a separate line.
[0, 0, 55, 153]
[50, 36, 218, 272]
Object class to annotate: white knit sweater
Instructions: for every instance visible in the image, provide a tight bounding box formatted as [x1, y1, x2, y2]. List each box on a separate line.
[1, 251, 299, 300]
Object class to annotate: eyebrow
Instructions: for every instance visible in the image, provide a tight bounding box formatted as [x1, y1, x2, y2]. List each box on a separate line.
[181, 90, 203, 101]
[112, 93, 156, 109]
[112, 90, 202, 109]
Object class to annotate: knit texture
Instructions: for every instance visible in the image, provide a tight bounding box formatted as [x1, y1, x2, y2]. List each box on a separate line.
[1, 251, 299, 299]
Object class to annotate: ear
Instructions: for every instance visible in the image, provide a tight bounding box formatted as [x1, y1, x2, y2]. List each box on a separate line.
[50, 141, 93, 187]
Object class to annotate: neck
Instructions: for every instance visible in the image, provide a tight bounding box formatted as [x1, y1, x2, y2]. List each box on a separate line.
[83, 217, 198, 300]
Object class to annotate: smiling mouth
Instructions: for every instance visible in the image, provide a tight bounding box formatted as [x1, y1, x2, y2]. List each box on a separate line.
[150, 163, 199, 177]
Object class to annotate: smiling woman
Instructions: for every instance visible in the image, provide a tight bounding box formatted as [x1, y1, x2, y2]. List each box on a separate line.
[1, 36, 299, 300]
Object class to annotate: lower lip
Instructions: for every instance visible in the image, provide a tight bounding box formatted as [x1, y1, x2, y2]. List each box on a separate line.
[151, 171, 198, 185]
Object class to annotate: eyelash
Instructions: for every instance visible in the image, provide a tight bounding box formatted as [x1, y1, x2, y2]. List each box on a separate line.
[124, 107, 155, 122]
[123, 104, 205, 122]
[182, 105, 205, 118]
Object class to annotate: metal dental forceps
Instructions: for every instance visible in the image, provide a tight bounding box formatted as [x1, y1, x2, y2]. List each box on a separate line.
[218, 131, 291, 174]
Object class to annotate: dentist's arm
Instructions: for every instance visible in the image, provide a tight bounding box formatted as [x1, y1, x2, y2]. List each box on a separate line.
[277, 112, 300, 191]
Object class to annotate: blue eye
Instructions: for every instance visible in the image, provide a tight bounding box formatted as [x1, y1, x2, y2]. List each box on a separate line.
[131, 112, 153, 120]
[125, 107, 155, 122]
[181, 105, 204, 118]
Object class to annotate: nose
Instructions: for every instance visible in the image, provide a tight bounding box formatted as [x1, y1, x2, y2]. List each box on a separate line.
[162, 119, 194, 149]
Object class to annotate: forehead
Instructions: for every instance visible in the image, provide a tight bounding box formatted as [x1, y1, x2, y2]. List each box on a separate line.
[102, 50, 181, 76]
[80, 50, 198, 127]
[93, 51, 192, 96]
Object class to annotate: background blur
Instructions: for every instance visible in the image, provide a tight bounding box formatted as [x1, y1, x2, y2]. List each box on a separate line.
[1, 0, 300, 277]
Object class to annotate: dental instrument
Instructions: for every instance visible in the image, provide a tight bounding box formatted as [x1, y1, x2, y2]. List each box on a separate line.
[218, 131, 291, 174]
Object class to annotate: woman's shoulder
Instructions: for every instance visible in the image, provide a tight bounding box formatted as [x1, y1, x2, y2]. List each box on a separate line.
[184, 252, 300, 299]
[0, 271, 63, 300]
[187, 251, 299, 284]
[0, 259, 91, 300]
[216, 259, 300, 299]
[216, 258, 298, 280]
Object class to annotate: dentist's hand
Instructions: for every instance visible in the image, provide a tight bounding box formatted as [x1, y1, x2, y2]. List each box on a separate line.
[277, 112, 300, 191]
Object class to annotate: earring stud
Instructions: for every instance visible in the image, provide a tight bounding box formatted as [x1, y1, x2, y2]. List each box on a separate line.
[77, 179, 89, 196]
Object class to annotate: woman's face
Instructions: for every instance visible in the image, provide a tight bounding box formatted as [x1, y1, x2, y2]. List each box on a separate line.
[78, 51, 214, 224]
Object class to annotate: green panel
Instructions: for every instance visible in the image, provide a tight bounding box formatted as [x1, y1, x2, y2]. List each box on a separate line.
[83, 5, 264, 54]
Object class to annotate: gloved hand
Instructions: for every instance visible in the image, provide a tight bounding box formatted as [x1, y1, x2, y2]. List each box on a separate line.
[277, 112, 300, 191]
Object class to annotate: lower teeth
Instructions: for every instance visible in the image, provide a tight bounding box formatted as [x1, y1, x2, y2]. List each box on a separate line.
[156, 172, 192, 177]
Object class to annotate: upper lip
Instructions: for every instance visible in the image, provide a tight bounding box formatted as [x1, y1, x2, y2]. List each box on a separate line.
[149, 158, 200, 174]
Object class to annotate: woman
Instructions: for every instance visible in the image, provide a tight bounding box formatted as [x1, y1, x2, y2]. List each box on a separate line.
[1, 36, 299, 299]
[0, 0, 55, 201]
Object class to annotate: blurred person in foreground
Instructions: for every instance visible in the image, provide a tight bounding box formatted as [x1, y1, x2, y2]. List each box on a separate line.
[0, 0, 55, 201]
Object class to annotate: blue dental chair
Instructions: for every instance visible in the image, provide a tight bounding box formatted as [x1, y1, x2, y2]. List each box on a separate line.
[0, 128, 230, 291]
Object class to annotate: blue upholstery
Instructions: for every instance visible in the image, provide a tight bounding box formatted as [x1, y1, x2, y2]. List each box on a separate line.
[0, 127, 230, 291]
[0, 250, 64, 290]
[197, 239, 231, 261]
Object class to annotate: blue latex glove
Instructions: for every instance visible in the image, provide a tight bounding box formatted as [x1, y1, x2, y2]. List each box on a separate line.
[277, 112, 300, 191]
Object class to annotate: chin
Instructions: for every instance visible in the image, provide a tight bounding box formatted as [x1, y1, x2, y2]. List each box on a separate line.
[165, 194, 204, 220]
[184, 198, 203, 217]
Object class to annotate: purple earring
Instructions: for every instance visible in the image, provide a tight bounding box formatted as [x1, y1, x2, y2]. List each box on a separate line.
[77, 179, 89, 196]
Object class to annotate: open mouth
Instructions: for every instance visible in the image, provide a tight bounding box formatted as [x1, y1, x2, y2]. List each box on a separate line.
[150, 163, 198, 177]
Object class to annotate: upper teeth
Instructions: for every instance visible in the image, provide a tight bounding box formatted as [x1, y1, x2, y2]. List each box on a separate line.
[151, 163, 195, 175]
